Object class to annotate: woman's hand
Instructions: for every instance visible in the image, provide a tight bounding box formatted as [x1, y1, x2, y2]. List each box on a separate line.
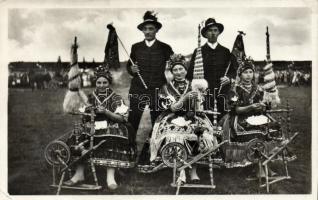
[102, 109, 114, 117]
[183, 91, 199, 101]
[99, 108, 126, 123]
[251, 103, 266, 112]
[96, 106, 107, 114]
[236, 102, 266, 114]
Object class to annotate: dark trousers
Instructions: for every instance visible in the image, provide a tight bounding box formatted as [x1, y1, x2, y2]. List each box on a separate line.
[128, 88, 161, 139]
[128, 88, 161, 164]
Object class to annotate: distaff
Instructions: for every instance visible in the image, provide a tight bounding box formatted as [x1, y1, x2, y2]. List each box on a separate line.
[191, 23, 208, 112]
[261, 26, 280, 107]
[63, 36, 88, 114]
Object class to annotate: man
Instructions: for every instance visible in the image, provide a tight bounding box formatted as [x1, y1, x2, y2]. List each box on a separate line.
[127, 11, 173, 164]
[187, 18, 238, 119]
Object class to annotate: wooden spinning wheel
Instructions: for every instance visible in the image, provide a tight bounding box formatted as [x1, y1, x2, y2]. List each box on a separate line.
[245, 138, 268, 163]
[161, 142, 188, 168]
[45, 140, 71, 165]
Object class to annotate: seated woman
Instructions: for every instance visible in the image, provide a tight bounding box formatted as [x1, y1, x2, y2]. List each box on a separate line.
[148, 54, 216, 182]
[221, 60, 281, 176]
[64, 66, 136, 190]
[222, 60, 276, 142]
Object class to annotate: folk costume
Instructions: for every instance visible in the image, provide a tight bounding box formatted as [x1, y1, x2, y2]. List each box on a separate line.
[63, 66, 136, 189]
[187, 18, 238, 119]
[146, 54, 216, 169]
[222, 61, 275, 142]
[127, 11, 173, 165]
[81, 66, 136, 168]
[226, 83, 267, 139]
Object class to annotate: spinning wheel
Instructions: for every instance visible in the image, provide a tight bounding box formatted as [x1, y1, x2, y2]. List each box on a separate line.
[45, 141, 71, 165]
[246, 138, 268, 163]
[161, 142, 188, 168]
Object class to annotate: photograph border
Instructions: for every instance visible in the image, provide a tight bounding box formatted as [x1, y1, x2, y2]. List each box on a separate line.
[1, 0, 317, 199]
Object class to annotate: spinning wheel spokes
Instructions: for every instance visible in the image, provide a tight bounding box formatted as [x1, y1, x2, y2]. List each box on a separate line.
[45, 141, 71, 165]
[161, 142, 187, 168]
[246, 139, 268, 163]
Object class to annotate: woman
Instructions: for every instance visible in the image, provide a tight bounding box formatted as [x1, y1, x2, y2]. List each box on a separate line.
[221, 60, 280, 178]
[147, 54, 216, 183]
[223, 60, 272, 142]
[64, 66, 136, 190]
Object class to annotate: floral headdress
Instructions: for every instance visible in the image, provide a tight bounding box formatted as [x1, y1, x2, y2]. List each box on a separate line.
[94, 65, 113, 84]
[168, 54, 187, 71]
[237, 57, 255, 75]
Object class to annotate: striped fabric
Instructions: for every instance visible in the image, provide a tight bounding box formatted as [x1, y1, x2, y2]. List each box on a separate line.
[193, 25, 205, 80]
[262, 27, 280, 107]
[191, 24, 209, 111]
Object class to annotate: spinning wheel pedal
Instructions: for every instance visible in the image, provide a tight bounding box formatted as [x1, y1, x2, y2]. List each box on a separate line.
[171, 183, 216, 189]
[51, 184, 102, 190]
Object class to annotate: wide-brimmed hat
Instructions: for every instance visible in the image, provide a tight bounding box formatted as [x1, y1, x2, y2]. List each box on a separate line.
[137, 11, 162, 31]
[201, 18, 224, 38]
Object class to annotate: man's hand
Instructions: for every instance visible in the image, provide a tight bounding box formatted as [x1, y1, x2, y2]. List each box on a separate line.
[220, 76, 230, 86]
[131, 62, 140, 74]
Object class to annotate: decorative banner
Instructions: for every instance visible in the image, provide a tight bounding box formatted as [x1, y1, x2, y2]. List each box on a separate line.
[104, 24, 120, 70]
[231, 31, 246, 67]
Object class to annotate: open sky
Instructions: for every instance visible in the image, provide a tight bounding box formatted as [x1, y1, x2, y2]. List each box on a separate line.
[8, 7, 312, 62]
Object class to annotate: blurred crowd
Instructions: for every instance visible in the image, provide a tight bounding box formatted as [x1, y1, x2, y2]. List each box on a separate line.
[8, 68, 96, 90]
[8, 65, 311, 89]
[274, 69, 311, 86]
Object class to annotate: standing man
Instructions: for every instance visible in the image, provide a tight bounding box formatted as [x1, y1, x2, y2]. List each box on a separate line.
[127, 11, 173, 164]
[187, 18, 238, 119]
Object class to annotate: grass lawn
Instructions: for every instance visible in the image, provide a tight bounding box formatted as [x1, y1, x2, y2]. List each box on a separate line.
[8, 83, 311, 195]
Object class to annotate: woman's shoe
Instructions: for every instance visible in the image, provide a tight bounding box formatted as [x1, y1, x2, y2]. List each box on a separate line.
[63, 179, 84, 186]
[108, 183, 118, 190]
[189, 178, 200, 184]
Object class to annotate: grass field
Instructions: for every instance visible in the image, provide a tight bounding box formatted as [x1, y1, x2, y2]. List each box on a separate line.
[8, 83, 311, 195]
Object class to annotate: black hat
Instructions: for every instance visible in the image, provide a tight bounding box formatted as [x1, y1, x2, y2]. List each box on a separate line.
[201, 18, 224, 38]
[137, 11, 162, 31]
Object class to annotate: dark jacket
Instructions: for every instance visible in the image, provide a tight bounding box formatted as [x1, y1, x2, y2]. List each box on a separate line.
[187, 43, 238, 94]
[127, 40, 173, 92]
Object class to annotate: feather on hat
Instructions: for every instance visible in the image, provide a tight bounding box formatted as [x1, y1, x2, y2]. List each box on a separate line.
[137, 11, 162, 30]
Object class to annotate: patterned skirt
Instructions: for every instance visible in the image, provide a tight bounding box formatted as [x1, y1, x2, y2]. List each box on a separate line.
[68, 122, 136, 169]
[91, 123, 136, 168]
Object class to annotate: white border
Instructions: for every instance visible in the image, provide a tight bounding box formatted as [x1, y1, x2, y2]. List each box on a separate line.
[0, 0, 317, 200]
